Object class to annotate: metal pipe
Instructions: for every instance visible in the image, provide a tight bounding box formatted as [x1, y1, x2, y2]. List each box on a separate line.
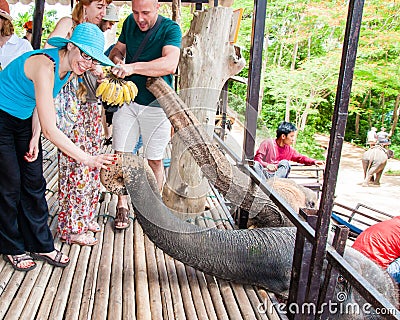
[305, 0, 366, 314]
[242, 0, 267, 163]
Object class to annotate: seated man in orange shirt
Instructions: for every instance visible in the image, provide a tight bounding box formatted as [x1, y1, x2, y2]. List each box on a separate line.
[352, 216, 400, 283]
[254, 121, 324, 180]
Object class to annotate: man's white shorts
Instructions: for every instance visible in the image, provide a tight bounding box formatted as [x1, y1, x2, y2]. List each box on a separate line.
[112, 102, 171, 160]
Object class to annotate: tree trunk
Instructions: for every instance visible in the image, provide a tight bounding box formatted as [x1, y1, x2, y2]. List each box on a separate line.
[162, 7, 245, 215]
[285, 42, 298, 122]
[291, 41, 298, 70]
[380, 93, 385, 126]
[171, 0, 181, 25]
[285, 96, 291, 122]
[355, 113, 360, 138]
[390, 93, 400, 137]
[299, 91, 314, 131]
[278, 43, 284, 67]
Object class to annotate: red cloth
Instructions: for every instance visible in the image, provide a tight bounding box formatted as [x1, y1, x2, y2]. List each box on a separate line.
[352, 216, 400, 269]
[254, 139, 316, 167]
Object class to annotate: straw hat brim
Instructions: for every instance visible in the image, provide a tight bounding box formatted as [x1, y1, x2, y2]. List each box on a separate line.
[47, 37, 115, 67]
[0, 10, 12, 21]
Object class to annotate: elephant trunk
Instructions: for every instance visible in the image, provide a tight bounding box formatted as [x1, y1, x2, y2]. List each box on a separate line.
[146, 77, 292, 227]
[123, 154, 295, 297]
[122, 154, 398, 316]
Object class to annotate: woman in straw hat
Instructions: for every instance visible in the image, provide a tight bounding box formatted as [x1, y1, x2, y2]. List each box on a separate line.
[46, 0, 112, 246]
[0, 0, 33, 69]
[0, 23, 115, 271]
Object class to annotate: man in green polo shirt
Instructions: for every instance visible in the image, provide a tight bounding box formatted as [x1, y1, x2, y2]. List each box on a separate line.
[110, 0, 181, 229]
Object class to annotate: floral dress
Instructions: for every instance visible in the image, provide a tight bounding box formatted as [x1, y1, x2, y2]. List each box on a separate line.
[55, 76, 102, 241]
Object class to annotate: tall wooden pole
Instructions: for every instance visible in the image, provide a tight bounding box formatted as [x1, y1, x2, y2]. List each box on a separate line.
[32, 0, 45, 49]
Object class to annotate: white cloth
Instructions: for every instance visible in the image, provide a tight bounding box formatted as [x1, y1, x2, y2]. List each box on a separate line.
[112, 102, 171, 160]
[367, 130, 377, 143]
[0, 34, 33, 68]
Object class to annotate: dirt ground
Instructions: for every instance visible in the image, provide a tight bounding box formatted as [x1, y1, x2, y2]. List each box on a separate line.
[315, 134, 400, 217]
[224, 124, 400, 217]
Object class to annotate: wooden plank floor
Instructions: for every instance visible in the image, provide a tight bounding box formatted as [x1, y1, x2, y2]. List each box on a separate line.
[0, 138, 279, 320]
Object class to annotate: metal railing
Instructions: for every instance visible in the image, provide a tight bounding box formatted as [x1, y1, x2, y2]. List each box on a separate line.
[211, 132, 399, 319]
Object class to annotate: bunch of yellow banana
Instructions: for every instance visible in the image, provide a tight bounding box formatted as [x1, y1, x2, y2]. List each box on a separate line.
[96, 77, 138, 107]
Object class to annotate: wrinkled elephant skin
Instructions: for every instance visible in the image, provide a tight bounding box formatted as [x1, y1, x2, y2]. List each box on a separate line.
[362, 146, 390, 186]
[122, 154, 398, 318]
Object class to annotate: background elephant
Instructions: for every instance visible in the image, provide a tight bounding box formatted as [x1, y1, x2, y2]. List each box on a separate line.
[362, 145, 394, 186]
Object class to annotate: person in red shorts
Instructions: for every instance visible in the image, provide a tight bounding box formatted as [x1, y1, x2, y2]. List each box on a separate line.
[352, 216, 400, 283]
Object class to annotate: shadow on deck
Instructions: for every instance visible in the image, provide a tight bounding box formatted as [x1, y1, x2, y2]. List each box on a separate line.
[0, 139, 278, 320]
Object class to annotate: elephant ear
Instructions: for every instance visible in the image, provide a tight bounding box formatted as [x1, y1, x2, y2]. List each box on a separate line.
[387, 149, 394, 159]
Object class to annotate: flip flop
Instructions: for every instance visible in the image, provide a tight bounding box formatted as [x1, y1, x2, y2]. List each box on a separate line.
[2, 254, 36, 272]
[61, 233, 99, 246]
[31, 250, 70, 268]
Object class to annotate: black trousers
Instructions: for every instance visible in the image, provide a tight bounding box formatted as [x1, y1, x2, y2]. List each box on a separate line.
[0, 109, 54, 255]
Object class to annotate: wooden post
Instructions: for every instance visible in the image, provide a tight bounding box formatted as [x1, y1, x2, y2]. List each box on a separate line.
[162, 7, 245, 214]
[172, 0, 181, 25]
[32, 0, 45, 49]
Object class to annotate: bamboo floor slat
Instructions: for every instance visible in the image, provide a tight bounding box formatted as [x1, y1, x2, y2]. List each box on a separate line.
[0, 139, 279, 320]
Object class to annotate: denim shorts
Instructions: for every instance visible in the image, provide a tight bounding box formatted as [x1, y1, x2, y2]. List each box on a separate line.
[386, 257, 400, 283]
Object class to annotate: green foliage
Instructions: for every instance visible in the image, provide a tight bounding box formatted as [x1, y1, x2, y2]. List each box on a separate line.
[385, 169, 400, 176]
[222, 0, 399, 151]
[389, 146, 400, 160]
[12, 5, 58, 47]
[295, 126, 326, 160]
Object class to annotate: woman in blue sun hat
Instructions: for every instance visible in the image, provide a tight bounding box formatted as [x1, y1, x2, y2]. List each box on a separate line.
[0, 23, 115, 272]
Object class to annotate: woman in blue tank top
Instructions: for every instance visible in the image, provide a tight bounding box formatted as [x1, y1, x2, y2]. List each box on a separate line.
[0, 23, 115, 271]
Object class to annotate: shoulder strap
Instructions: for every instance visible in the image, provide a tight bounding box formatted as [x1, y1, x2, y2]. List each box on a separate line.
[31, 52, 56, 71]
[131, 15, 163, 62]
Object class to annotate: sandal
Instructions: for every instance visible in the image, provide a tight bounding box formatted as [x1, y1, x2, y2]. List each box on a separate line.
[61, 233, 99, 246]
[114, 207, 131, 230]
[88, 221, 101, 233]
[31, 250, 70, 268]
[3, 254, 36, 272]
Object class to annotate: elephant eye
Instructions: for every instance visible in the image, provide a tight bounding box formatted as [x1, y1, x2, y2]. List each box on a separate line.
[337, 275, 345, 283]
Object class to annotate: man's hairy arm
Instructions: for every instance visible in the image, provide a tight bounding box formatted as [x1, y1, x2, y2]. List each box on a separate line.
[112, 45, 180, 78]
[109, 41, 126, 65]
